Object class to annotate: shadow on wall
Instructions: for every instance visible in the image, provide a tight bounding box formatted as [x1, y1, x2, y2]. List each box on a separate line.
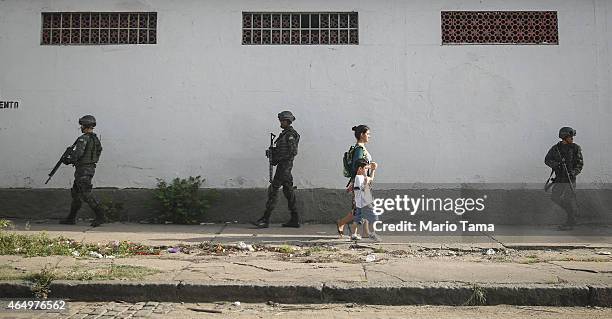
[0, 187, 611, 225]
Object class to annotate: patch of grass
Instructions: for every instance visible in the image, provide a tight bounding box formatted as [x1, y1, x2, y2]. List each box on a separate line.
[0, 219, 13, 230]
[0, 231, 161, 257]
[0, 232, 75, 257]
[277, 245, 295, 254]
[64, 264, 159, 281]
[2, 264, 159, 283]
[301, 246, 335, 256]
[372, 247, 386, 253]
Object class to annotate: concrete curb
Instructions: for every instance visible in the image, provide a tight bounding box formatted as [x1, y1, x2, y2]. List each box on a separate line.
[1, 281, 610, 306]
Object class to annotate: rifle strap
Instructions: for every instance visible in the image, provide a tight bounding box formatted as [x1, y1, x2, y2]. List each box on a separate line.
[554, 144, 577, 194]
[554, 144, 565, 175]
[545, 169, 554, 184]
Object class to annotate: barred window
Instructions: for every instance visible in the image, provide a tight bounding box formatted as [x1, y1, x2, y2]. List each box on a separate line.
[242, 12, 358, 45]
[41, 12, 157, 45]
[441, 11, 558, 45]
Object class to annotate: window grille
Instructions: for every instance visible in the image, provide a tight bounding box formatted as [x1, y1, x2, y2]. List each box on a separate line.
[242, 12, 358, 45]
[41, 12, 157, 45]
[441, 11, 558, 45]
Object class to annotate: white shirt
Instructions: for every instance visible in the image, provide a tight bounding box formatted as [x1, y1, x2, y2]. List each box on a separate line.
[354, 175, 373, 208]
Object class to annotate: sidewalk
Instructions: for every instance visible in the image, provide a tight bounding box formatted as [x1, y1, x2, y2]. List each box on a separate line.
[0, 221, 610, 306]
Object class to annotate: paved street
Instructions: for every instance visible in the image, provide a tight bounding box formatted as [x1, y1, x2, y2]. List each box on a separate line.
[0, 302, 611, 319]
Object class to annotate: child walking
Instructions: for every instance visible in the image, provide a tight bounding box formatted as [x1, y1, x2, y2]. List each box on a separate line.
[350, 159, 381, 241]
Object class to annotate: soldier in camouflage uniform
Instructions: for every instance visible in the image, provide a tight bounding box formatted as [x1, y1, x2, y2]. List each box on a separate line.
[59, 115, 106, 227]
[545, 127, 584, 230]
[254, 111, 301, 228]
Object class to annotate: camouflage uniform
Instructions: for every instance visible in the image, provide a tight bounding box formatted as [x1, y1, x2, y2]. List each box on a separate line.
[545, 141, 584, 226]
[263, 125, 300, 221]
[64, 132, 104, 224]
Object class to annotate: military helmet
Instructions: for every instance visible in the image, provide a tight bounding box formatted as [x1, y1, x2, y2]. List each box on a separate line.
[79, 115, 97, 127]
[558, 126, 576, 139]
[278, 111, 295, 122]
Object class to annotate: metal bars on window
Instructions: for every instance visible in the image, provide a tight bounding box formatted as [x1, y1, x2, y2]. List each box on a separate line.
[41, 12, 157, 45]
[242, 12, 358, 45]
[441, 11, 558, 45]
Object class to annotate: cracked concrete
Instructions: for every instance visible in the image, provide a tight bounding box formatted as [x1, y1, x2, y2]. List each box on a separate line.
[0, 222, 610, 305]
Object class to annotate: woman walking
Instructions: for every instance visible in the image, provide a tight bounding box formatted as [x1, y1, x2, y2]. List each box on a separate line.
[337, 125, 378, 236]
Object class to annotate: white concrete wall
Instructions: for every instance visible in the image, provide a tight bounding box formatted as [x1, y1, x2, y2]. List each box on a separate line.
[0, 0, 610, 189]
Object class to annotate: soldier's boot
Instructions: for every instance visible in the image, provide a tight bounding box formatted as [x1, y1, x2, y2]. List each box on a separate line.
[90, 205, 106, 227]
[282, 212, 300, 228]
[281, 183, 299, 228]
[90, 213, 106, 227]
[252, 216, 270, 229]
[254, 184, 280, 228]
[557, 199, 577, 231]
[60, 199, 81, 225]
[85, 196, 106, 228]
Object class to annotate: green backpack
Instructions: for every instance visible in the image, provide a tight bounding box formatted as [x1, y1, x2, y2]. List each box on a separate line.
[342, 144, 365, 178]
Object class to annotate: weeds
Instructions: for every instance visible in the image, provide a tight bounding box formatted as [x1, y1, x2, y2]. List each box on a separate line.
[153, 176, 218, 225]
[98, 197, 125, 222]
[0, 232, 161, 257]
[277, 245, 295, 254]
[372, 247, 386, 253]
[25, 265, 57, 299]
[0, 219, 13, 230]
[463, 284, 487, 306]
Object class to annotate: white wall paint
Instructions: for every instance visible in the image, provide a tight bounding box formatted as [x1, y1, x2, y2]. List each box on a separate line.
[0, 0, 610, 189]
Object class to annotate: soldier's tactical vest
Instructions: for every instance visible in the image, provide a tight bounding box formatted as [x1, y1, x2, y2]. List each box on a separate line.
[556, 143, 579, 171]
[77, 133, 102, 166]
[275, 127, 300, 159]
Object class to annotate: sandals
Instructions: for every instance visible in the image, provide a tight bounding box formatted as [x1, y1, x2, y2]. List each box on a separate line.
[336, 220, 344, 237]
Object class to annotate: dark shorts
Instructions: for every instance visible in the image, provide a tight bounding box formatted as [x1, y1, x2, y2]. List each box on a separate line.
[354, 205, 377, 224]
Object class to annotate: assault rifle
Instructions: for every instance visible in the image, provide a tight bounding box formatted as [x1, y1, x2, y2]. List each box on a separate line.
[45, 143, 76, 184]
[265, 133, 276, 183]
[555, 146, 576, 194]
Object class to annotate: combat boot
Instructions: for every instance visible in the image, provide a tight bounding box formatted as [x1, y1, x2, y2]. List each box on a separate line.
[90, 208, 106, 227]
[281, 214, 300, 228]
[90, 217, 106, 227]
[252, 217, 270, 229]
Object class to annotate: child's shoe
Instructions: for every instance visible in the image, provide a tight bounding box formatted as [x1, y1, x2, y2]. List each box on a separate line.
[350, 234, 362, 241]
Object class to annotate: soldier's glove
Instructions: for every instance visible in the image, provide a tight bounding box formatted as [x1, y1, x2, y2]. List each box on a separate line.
[61, 156, 73, 165]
